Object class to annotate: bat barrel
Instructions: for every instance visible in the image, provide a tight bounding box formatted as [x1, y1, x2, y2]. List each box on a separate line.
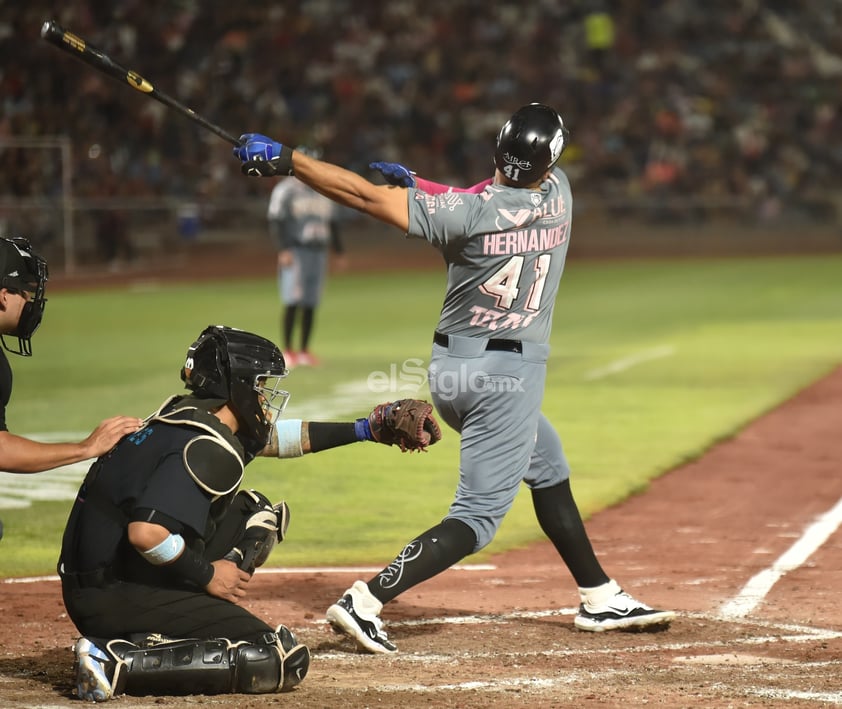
[40, 19, 242, 147]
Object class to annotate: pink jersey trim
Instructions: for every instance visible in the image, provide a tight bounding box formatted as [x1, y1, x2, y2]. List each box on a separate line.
[414, 177, 493, 195]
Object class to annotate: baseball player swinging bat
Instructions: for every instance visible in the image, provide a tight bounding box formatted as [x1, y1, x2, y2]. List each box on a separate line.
[40, 19, 241, 147]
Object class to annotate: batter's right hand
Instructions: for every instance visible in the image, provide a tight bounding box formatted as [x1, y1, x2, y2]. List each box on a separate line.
[207, 559, 251, 603]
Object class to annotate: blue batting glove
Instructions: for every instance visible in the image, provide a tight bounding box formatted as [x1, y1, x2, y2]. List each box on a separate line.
[233, 133, 284, 162]
[234, 133, 295, 177]
[369, 161, 416, 188]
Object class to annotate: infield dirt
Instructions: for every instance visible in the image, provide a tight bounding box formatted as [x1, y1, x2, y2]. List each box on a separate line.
[3, 365, 841, 707]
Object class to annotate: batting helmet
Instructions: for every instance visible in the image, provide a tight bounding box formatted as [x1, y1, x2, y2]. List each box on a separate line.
[494, 103, 568, 186]
[181, 326, 290, 451]
[0, 236, 48, 356]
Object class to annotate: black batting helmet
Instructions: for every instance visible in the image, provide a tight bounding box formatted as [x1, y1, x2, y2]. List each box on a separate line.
[494, 103, 568, 186]
[181, 325, 290, 452]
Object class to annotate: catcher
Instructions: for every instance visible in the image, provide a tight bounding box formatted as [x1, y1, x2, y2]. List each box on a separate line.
[58, 325, 440, 702]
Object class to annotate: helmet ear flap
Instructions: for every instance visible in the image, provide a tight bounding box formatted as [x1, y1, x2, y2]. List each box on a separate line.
[181, 326, 230, 399]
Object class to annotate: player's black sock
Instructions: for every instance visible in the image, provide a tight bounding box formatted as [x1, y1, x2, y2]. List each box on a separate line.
[531, 480, 610, 588]
[300, 307, 315, 351]
[283, 306, 297, 351]
[368, 518, 476, 604]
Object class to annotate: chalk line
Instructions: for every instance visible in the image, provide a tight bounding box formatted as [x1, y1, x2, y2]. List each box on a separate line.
[718, 495, 842, 619]
[584, 345, 676, 380]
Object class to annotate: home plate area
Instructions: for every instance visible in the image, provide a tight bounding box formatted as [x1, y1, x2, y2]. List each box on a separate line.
[281, 607, 842, 708]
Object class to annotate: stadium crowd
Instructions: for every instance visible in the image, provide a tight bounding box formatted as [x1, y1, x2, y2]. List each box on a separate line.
[2, 0, 841, 233]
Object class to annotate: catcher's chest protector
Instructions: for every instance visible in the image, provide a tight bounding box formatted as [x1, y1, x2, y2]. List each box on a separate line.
[145, 396, 246, 498]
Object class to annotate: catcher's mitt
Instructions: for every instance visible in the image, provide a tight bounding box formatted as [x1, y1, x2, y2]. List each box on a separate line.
[368, 399, 442, 452]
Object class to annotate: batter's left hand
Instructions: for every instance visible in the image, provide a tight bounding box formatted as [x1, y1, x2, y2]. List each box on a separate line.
[370, 161, 416, 188]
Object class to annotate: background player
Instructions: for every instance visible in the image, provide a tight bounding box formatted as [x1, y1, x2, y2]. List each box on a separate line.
[0, 236, 141, 541]
[267, 146, 346, 368]
[233, 102, 675, 654]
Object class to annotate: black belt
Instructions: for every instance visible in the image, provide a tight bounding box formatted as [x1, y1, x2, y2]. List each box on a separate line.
[433, 331, 522, 354]
[58, 565, 117, 590]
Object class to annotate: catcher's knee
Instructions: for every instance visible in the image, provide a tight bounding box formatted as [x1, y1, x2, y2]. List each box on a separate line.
[223, 489, 290, 574]
[233, 625, 310, 693]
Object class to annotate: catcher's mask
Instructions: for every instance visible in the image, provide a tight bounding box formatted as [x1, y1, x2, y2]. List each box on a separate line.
[0, 236, 48, 356]
[181, 325, 290, 452]
[494, 103, 568, 186]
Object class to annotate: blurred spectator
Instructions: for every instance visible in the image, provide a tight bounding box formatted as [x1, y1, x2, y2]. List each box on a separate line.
[94, 208, 134, 270]
[1, 0, 840, 229]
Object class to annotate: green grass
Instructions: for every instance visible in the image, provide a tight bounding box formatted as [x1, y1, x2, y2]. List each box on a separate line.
[1, 254, 841, 576]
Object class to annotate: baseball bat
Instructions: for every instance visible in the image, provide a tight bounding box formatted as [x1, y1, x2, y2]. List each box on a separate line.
[40, 19, 241, 147]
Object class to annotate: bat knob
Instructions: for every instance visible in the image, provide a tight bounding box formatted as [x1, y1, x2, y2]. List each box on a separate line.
[41, 19, 62, 39]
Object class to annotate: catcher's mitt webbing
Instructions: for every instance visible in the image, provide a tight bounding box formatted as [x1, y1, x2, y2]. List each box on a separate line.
[367, 399, 442, 452]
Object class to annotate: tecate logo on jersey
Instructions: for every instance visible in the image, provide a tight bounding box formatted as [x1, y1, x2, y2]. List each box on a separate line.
[502, 152, 532, 170]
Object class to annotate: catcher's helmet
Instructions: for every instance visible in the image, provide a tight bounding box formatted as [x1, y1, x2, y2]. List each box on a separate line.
[494, 103, 568, 186]
[0, 236, 48, 356]
[181, 326, 290, 451]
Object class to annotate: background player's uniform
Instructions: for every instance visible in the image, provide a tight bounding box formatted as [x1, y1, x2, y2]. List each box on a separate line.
[267, 179, 343, 366]
[407, 167, 572, 550]
[268, 179, 341, 307]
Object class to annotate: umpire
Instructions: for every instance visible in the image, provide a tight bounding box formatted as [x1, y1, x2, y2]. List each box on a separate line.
[0, 236, 140, 541]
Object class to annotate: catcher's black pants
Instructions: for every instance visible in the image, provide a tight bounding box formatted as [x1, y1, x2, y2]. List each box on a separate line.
[62, 493, 274, 643]
[62, 581, 272, 642]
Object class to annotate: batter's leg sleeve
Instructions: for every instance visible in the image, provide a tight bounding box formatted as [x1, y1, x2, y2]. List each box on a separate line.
[368, 518, 476, 604]
[531, 480, 610, 588]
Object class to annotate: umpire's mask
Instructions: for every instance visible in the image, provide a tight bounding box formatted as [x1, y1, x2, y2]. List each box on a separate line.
[0, 236, 49, 356]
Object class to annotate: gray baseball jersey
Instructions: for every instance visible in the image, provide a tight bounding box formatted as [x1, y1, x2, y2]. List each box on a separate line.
[268, 178, 340, 306]
[408, 167, 571, 343]
[268, 178, 338, 249]
[406, 166, 573, 551]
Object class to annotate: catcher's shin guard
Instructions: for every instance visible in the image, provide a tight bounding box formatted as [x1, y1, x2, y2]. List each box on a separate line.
[223, 489, 290, 574]
[111, 628, 309, 696]
[274, 624, 310, 690]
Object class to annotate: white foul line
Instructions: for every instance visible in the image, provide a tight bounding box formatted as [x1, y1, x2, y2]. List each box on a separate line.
[718, 496, 842, 619]
[584, 345, 675, 380]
